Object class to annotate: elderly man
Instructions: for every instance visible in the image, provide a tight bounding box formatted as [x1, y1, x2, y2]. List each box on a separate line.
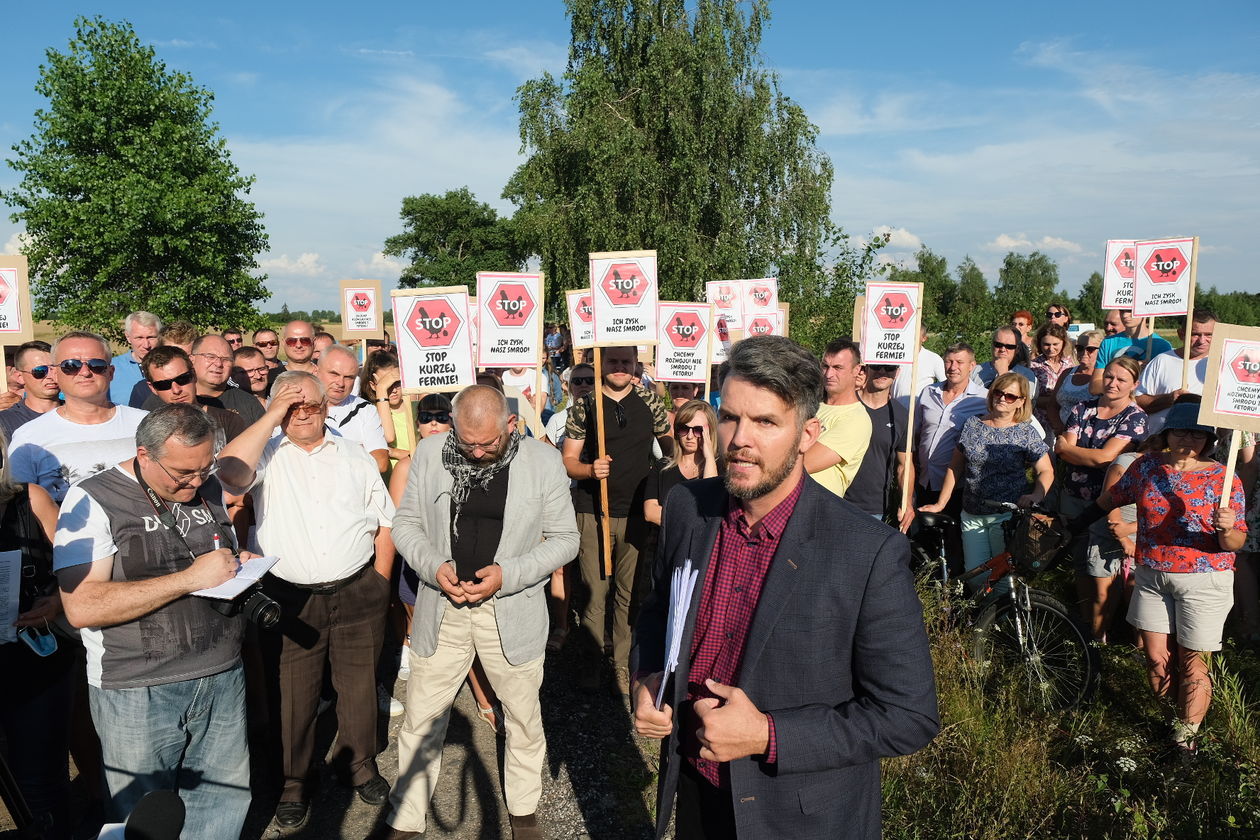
[282, 320, 318, 373]
[10, 331, 149, 502]
[218, 371, 396, 831]
[108, 311, 162, 405]
[631, 336, 938, 839]
[318, 344, 390, 473]
[54, 404, 253, 836]
[375, 385, 578, 840]
[0, 341, 61, 439]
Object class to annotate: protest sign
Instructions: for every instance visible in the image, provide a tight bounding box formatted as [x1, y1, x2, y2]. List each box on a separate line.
[339, 279, 384, 340]
[705, 281, 743, 330]
[740, 278, 778, 320]
[590, 250, 658, 345]
[476, 272, 544, 368]
[0, 255, 36, 344]
[1101, 240, 1137, 310]
[861, 282, 923, 365]
[1132, 237, 1196, 318]
[1200, 324, 1260, 434]
[709, 309, 734, 365]
[657, 302, 713, 383]
[392, 287, 475, 393]
[566, 289, 595, 349]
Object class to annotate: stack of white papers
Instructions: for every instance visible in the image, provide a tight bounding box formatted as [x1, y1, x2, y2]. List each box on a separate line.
[192, 555, 279, 600]
[656, 558, 700, 710]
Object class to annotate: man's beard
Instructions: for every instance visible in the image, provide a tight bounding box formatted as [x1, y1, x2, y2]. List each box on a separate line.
[723, 443, 800, 501]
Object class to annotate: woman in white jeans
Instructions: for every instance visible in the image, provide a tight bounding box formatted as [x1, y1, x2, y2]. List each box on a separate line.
[920, 371, 1054, 593]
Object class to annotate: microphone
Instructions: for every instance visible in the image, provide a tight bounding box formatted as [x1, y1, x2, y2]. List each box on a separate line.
[125, 790, 186, 840]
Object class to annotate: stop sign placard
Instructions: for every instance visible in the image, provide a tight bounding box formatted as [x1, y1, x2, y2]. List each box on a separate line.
[475, 272, 543, 368]
[590, 250, 658, 345]
[1133, 237, 1196, 318]
[657, 302, 713, 383]
[350, 293, 371, 312]
[1201, 327, 1260, 434]
[487, 281, 537, 327]
[665, 309, 706, 349]
[1113, 248, 1136, 279]
[392, 289, 475, 392]
[705, 280, 744, 330]
[600, 261, 649, 305]
[1230, 347, 1260, 385]
[406, 298, 462, 348]
[1144, 250, 1188, 284]
[1102, 239, 1137, 310]
[874, 292, 915, 331]
[341, 280, 384, 337]
[566, 289, 595, 349]
[861, 280, 922, 366]
[746, 317, 775, 337]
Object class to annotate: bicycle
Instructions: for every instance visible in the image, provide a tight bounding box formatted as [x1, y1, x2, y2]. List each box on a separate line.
[911, 503, 1100, 710]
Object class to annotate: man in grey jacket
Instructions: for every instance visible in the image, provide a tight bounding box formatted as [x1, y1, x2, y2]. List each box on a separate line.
[376, 385, 578, 840]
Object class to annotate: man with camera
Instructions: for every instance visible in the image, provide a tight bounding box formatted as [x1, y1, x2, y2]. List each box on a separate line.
[53, 403, 255, 838]
[217, 370, 396, 831]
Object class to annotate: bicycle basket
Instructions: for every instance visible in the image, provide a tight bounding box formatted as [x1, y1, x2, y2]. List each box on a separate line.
[1004, 510, 1070, 576]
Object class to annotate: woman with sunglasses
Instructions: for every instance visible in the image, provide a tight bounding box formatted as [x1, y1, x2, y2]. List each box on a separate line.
[920, 372, 1054, 592]
[1056, 357, 1147, 640]
[1030, 322, 1075, 438]
[1091, 399, 1247, 754]
[1044, 302, 1073, 329]
[643, 400, 720, 527]
[1051, 329, 1104, 436]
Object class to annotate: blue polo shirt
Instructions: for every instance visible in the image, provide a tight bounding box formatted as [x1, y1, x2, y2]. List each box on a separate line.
[109, 352, 144, 406]
[1095, 334, 1173, 368]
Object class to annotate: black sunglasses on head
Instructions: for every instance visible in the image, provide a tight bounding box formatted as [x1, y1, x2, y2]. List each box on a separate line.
[58, 358, 110, 376]
[150, 371, 196, 391]
[418, 411, 451, 425]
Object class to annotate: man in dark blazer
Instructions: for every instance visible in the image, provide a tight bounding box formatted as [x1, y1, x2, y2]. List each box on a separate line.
[631, 336, 939, 839]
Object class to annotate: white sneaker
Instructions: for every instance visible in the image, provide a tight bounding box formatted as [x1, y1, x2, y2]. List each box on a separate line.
[397, 650, 411, 681]
[378, 685, 404, 717]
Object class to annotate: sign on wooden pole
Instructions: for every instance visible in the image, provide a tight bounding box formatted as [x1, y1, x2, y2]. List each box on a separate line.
[340, 279, 385, 342]
[590, 250, 658, 346]
[392, 287, 476, 394]
[566, 289, 595, 350]
[1199, 322, 1260, 512]
[1132, 236, 1196, 318]
[1101, 240, 1137, 310]
[657, 302, 713, 383]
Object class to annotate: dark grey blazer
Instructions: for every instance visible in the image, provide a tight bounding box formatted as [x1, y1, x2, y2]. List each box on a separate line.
[631, 475, 939, 840]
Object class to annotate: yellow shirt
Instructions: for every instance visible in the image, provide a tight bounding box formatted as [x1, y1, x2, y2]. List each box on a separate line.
[811, 401, 872, 498]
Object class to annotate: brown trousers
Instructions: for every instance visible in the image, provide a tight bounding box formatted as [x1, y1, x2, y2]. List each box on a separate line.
[261, 565, 389, 801]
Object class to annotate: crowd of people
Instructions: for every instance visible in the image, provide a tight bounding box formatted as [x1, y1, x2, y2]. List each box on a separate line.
[0, 302, 1254, 839]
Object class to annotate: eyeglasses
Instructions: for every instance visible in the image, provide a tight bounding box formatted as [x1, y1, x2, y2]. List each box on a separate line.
[571, 376, 595, 386]
[150, 371, 196, 391]
[193, 352, 232, 366]
[1167, 428, 1209, 440]
[285, 336, 314, 348]
[993, 341, 1018, 351]
[286, 401, 325, 418]
[58, 358, 111, 376]
[993, 391, 1023, 403]
[454, 431, 503, 453]
[240, 366, 268, 377]
[255, 340, 279, 348]
[677, 424, 705, 438]
[418, 411, 451, 425]
[19, 365, 52, 380]
[154, 458, 218, 487]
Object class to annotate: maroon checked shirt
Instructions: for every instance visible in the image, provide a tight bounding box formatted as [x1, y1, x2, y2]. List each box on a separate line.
[683, 475, 804, 787]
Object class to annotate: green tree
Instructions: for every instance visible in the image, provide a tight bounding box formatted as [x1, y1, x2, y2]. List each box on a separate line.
[383, 187, 527, 290]
[993, 251, 1060, 331]
[505, 0, 838, 339]
[940, 256, 1000, 356]
[1073, 271, 1105, 328]
[2, 17, 268, 340]
[888, 246, 954, 335]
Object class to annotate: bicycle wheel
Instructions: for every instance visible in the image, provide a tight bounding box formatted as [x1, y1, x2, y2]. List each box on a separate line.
[971, 590, 1100, 710]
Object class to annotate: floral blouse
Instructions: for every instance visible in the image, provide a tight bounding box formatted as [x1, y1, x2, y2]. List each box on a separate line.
[957, 416, 1048, 516]
[1062, 400, 1148, 502]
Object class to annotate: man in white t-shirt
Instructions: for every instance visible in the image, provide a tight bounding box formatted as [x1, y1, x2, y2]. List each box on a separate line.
[10, 331, 148, 503]
[893, 324, 946, 409]
[318, 345, 390, 473]
[500, 366, 548, 406]
[1135, 309, 1215, 434]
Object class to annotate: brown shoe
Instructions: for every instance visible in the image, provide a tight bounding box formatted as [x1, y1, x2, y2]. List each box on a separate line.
[509, 813, 542, 840]
[368, 825, 423, 840]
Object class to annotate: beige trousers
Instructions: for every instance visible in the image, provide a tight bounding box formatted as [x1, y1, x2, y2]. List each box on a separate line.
[388, 598, 545, 832]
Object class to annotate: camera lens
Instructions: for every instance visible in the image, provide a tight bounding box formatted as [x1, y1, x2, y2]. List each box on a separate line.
[241, 591, 282, 629]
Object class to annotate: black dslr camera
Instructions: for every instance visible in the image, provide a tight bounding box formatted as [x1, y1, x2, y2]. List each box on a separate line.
[205, 557, 281, 629]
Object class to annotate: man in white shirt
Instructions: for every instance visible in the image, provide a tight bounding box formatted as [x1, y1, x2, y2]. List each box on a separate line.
[10, 331, 148, 503]
[893, 324, 946, 408]
[217, 371, 396, 831]
[318, 344, 390, 473]
[1134, 309, 1215, 434]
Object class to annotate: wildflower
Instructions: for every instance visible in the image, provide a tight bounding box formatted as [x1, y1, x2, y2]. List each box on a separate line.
[1116, 756, 1137, 773]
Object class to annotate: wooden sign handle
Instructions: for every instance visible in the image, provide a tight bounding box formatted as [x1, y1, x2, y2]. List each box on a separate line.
[592, 348, 613, 578]
[1220, 428, 1241, 510]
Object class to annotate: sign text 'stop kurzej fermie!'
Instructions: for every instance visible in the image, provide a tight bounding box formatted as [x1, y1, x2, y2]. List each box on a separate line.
[1102, 239, 1136, 310]
[392, 289, 476, 393]
[860, 281, 922, 366]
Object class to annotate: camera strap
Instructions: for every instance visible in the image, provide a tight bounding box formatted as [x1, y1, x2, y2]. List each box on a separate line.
[131, 459, 236, 561]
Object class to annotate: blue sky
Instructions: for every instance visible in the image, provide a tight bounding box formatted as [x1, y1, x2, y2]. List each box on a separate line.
[3, 1, 1257, 312]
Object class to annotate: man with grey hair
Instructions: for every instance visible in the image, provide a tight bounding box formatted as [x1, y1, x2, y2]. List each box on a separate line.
[318, 343, 390, 473]
[53, 404, 254, 836]
[109, 311, 163, 405]
[631, 336, 938, 840]
[10, 331, 148, 502]
[375, 385, 578, 840]
[218, 370, 396, 831]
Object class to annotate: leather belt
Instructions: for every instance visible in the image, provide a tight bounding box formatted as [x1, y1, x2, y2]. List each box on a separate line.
[266, 563, 370, 595]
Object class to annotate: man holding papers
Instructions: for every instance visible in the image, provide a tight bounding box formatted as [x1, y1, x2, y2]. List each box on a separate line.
[53, 404, 254, 838]
[631, 336, 939, 840]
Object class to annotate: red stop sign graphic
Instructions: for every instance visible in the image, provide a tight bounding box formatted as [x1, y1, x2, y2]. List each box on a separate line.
[1113, 248, 1136, 279]
[749, 285, 774, 308]
[1230, 347, 1260, 385]
[714, 285, 737, 307]
[405, 299, 462, 349]
[1144, 249, 1189, 284]
[0, 276, 9, 306]
[746, 317, 774, 337]
[487, 282, 536, 327]
[665, 310, 706, 349]
[874, 292, 915, 330]
[350, 292, 372, 312]
[574, 294, 593, 323]
[599, 261, 649, 306]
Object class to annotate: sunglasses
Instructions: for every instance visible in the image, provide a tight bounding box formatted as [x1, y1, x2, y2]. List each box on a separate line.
[866, 366, 898, 376]
[150, 371, 196, 391]
[993, 341, 1018, 351]
[285, 336, 314, 348]
[571, 376, 595, 386]
[993, 390, 1023, 403]
[1079, 345, 1099, 353]
[1167, 428, 1209, 440]
[677, 424, 705, 437]
[255, 340, 279, 348]
[226, 337, 243, 346]
[20, 365, 52, 380]
[58, 358, 110, 376]
[418, 411, 451, 425]
[1045, 310, 1067, 318]
[286, 401, 325, 417]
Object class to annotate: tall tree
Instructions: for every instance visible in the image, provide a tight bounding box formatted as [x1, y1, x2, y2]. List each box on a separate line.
[993, 251, 1060, 329]
[505, 0, 842, 339]
[383, 187, 527, 290]
[1074, 271, 1105, 328]
[2, 17, 268, 339]
[888, 246, 953, 335]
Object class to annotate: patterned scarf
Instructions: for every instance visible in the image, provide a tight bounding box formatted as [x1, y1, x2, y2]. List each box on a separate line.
[439, 427, 522, 540]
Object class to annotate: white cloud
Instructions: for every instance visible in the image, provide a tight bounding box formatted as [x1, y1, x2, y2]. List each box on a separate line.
[354, 252, 405, 280]
[983, 233, 1083, 254]
[351, 48, 415, 58]
[2, 231, 31, 254]
[872, 225, 922, 250]
[483, 42, 567, 81]
[258, 252, 326, 276]
[153, 39, 217, 49]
